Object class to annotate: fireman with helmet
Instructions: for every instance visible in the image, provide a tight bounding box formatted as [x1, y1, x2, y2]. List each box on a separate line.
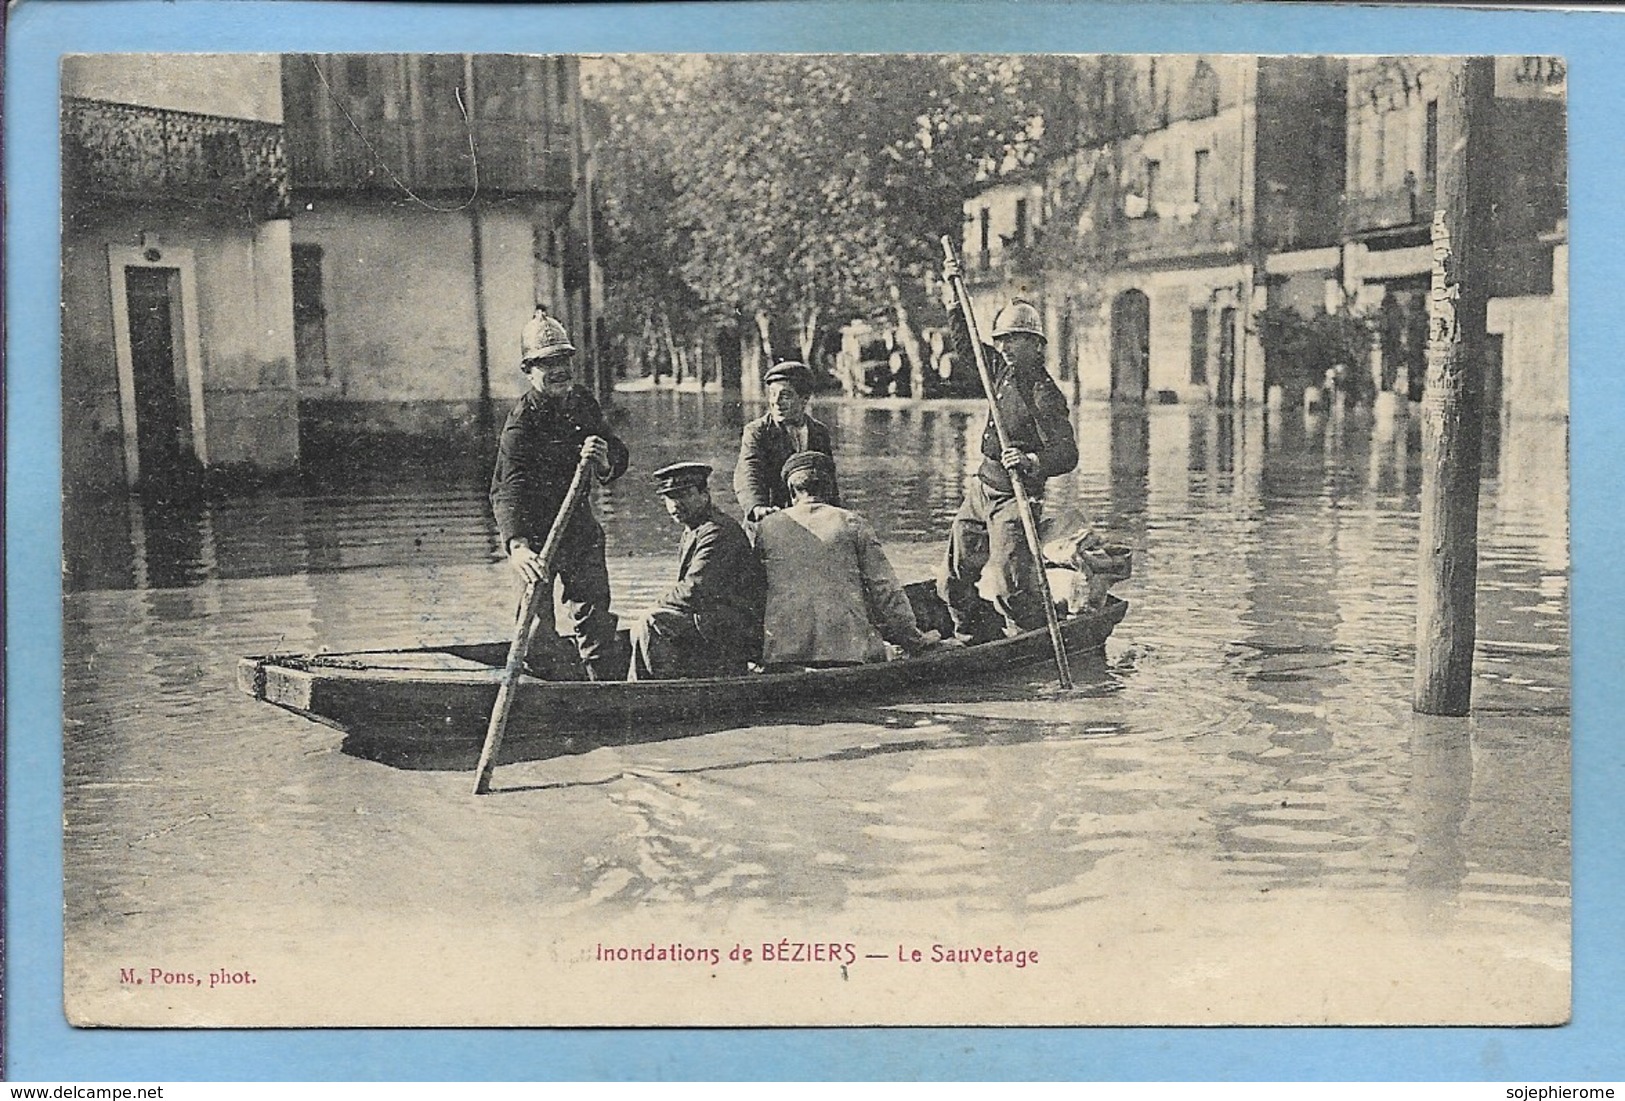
[937, 268, 1079, 643]
[489, 306, 631, 679]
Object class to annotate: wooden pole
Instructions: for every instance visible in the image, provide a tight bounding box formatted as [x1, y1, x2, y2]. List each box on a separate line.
[474, 454, 596, 794]
[1414, 57, 1494, 716]
[941, 236, 1074, 690]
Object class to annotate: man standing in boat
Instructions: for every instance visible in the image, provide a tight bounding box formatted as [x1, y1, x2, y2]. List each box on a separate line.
[627, 462, 766, 680]
[754, 451, 945, 666]
[938, 263, 1079, 644]
[733, 361, 840, 521]
[489, 307, 631, 680]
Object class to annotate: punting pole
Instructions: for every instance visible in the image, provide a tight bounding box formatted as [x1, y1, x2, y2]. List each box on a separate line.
[941, 235, 1074, 690]
[474, 453, 596, 794]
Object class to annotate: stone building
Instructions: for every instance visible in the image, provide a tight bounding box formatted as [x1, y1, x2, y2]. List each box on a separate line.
[279, 54, 599, 449]
[966, 54, 1566, 415]
[1341, 56, 1567, 416]
[61, 54, 299, 499]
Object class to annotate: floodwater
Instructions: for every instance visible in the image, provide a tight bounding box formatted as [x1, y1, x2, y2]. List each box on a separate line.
[61, 394, 1570, 1026]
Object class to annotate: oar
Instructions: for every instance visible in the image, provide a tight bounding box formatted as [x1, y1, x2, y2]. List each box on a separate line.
[473, 452, 596, 795]
[941, 235, 1073, 690]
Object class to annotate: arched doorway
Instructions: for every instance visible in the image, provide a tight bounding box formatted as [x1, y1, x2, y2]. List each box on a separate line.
[1110, 289, 1150, 402]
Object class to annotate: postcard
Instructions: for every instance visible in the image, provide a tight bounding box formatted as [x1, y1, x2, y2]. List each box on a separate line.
[53, 47, 1570, 1030]
[7, 0, 1619, 1084]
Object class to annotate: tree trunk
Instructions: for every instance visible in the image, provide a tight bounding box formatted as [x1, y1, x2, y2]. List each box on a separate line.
[660, 314, 683, 384]
[1413, 56, 1493, 717]
[889, 283, 927, 398]
[797, 305, 821, 368]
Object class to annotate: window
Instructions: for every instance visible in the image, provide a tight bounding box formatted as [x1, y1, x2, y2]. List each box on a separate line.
[1014, 198, 1029, 247]
[1190, 308, 1209, 385]
[978, 207, 992, 268]
[1146, 160, 1161, 212]
[1424, 99, 1438, 193]
[1193, 149, 1210, 206]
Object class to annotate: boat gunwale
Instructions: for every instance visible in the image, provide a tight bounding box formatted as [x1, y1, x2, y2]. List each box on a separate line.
[239, 595, 1128, 693]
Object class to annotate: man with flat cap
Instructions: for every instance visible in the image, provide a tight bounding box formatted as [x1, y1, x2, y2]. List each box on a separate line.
[490, 307, 631, 680]
[752, 451, 944, 666]
[734, 361, 839, 522]
[628, 461, 767, 680]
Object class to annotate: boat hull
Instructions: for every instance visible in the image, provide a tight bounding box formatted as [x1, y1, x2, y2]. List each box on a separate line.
[238, 587, 1127, 745]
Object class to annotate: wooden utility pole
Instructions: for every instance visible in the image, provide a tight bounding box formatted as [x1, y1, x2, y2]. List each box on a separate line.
[1414, 56, 1494, 716]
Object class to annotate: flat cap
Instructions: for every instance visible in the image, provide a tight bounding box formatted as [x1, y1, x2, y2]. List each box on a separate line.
[652, 461, 712, 495]
[763, 361, 813, 391]
[781, 450, 834, 485]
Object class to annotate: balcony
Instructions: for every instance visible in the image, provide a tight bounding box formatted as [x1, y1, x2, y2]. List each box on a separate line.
[286, 116, 575, 198]
[965, 238, 1043, 287]
[62, 97, 291, 221]
[1117, 207, 1242, 263]
[1342, 181, 1434, 238]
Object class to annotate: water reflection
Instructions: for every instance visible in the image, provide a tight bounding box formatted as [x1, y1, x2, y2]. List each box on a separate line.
[62, 394, 1570, 974]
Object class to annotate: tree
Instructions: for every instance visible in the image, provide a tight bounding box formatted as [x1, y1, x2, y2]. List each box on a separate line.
[586, 55, 1095, 382]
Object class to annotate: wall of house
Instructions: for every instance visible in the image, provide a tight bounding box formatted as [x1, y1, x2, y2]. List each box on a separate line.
[961, 180, 1043, 271]
[62, 204, 300, 493]
[291, 197, 573, 435]
[62, 54, 283, 121]
[1070, 263, 1252, 404]
[1489, 240, 1567, 419]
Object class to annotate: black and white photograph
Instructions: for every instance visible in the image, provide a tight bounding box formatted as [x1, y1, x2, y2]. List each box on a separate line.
[58, 50, 1569, 1027]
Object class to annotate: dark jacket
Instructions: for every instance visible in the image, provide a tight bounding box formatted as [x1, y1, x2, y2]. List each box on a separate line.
[733, 413, 839, 515]
[946, 309, 1078, 497]
[660, 511, 766, 660]
[489, 386, 630, 549]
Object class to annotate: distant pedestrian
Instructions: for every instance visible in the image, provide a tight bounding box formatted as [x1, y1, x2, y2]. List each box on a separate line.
[938, 264, 1079, 643]
[753, 451, 944, 666]
[734, 361, 839, 521]
[628, 462, 766, 680]
[489, 308, 630, 680]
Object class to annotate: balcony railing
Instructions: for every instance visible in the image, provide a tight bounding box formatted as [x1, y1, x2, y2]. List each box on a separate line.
[1342, 181, 1434, 237]
[966, 239, 1042, 285]
[286, 116, 575, 197]
[1116, 207, 1242, 263]
[63, 97, 291, 220]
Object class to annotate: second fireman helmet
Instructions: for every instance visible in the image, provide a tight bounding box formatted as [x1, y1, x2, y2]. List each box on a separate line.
[990, 299, 1046, 342]
[520, 307, 576, 363]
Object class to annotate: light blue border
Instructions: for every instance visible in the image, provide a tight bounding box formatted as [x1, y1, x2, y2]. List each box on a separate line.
[7, 0, 1622, 1081]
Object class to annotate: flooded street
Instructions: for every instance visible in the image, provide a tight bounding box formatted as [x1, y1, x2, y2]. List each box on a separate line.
[62, 393, 1570, 1026]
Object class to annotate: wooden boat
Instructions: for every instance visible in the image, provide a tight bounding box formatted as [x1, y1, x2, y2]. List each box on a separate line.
[237, 573, 1128, 746]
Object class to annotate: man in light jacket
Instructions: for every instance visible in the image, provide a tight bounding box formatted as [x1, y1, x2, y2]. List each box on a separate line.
[753, 451, 945, 666]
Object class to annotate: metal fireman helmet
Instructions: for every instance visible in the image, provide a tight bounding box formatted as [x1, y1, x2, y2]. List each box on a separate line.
[990, 299, 1046, 342]
[520, 308, 576, 364]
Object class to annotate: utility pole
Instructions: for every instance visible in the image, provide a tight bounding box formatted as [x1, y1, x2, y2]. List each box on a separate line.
[1414, 56, 1494, 716]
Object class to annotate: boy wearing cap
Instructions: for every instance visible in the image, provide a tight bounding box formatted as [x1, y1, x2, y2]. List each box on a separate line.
[489, 307, 631, 680]
[628, 462, 766, 680]
[733, 361, 840, 521]
[937, 267, 1079, 642]
[753, 451, 940, 666]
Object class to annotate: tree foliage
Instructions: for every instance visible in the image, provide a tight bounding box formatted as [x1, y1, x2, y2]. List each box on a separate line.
[585, 54, 1092, 375]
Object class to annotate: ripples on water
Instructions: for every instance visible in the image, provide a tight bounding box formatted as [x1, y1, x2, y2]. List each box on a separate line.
[62, 396, 1570, 968]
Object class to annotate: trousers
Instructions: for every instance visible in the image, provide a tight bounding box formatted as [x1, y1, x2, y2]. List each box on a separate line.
[938, 476, 1046, 640]
[514, 522, 627, 681]
[628, 608, 749, 681]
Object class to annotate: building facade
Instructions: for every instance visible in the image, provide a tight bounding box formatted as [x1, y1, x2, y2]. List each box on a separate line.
[280, 53, 599, 448]
[62, 54, 300, 499]
[967, 54, 1566, 417]
[1341, 56, 1567, 416]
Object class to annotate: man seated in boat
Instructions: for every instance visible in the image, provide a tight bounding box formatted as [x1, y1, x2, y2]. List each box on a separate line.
[752, 451, 951, 667]
[628, 462, 767, 680]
